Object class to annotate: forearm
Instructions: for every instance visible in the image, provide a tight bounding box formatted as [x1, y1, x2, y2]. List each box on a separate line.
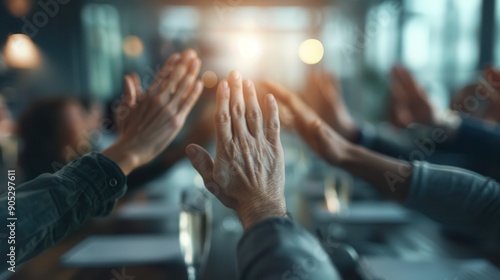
[338, 142, 500, 234]
[407, 161, 500, 234]
[353, 122, 418, 158]
[338, 143, 412, 202]
[237, 218, 340, 280]
[102, 140, 141, 175]
[0, 153, 127, 271]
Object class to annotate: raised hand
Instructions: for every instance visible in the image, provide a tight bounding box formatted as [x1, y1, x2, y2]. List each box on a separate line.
[261, 81, 412, 200]
[483, 67, 500, 122]
[186, 71, 286, 230]
[302, 69, 357, 141]
[389, 65, 435, 127]
[103, 49, 203, 174]
[261, 81, 350, 166]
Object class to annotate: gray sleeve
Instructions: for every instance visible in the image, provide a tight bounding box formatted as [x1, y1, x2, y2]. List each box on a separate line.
[0, 153, 127, 275]
[237, 217, 340, 280]
[406, 161, 500, 237]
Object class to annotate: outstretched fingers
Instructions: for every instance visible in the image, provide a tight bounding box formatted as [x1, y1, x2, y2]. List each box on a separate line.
[215, 79, 232, 144]
[265, 94, 280, 146]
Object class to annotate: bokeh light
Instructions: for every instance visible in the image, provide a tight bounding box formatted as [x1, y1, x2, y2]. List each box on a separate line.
[202, 71, 218, 88]
[298, 39, 324, 65]
[123, 35, 144, 57]
[5, 0, 33, 18]
[238, 36, 261, 59]
[4, 34, 41, 69]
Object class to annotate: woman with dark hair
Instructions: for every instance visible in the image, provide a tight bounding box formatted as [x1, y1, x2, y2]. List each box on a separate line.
[17, 97, 88, 181]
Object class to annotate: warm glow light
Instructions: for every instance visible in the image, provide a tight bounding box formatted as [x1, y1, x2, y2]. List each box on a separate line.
[298, 39, 324, 65]
[6, 0, 33, 18]
[4, 34, 41, 69]
[123, 35, 144, 57]
[202, 71, 218, 88]
[238, 36, 261, 59]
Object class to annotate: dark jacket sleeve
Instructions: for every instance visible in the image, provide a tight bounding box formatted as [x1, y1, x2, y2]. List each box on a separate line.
[357, 117, 500, 164]
[237, 217, 340, 280]
[0, 153, 127, 274]
[438, 117, 500, 161]
[406, 161, 500, 237]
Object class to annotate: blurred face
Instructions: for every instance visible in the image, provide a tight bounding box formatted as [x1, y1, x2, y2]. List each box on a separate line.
[63, 102, 87, 148]
[86, 102, 104, 131]
[0, 96, 13, 139]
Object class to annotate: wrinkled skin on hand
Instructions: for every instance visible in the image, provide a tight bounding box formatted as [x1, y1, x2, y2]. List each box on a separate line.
[186, 71, 286, 230]
[104, 49, 203, 174]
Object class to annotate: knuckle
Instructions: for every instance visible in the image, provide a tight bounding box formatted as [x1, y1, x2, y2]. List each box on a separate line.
[215, 112, 231, 124]
[268, 120, 280, 130]
[205, 182, 220, 195]
[232, 104, 244, 117]
[247, 109, 261, 119]
[220, 91, 230, 101]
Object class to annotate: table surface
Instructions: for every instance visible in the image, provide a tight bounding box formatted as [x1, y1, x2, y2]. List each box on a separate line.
[10, 158, 500, 280]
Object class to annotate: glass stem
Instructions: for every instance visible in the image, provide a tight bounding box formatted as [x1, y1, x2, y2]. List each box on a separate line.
[187, 265, 197, 280]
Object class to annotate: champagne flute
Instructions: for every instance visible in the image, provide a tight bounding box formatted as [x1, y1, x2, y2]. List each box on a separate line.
[324, 169, 352, 215]
[179, 188, 212, 280]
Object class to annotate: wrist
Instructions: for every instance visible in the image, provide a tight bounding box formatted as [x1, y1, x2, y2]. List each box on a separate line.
[336, 141, 360, 169]
[317, 123, 354, 167]
[101, 140, 142, 175]
[237, 201, 287, 230]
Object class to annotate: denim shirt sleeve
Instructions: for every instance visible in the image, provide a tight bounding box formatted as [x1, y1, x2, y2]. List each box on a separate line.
[0, 152, 127, 274]
[237, 217, 340, 280]
[355, 122, 418, 159]
[439, 117, 500, 161]
[406, 161, 500, 237]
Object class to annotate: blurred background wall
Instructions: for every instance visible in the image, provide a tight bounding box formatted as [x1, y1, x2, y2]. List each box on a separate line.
[0, 0, 496, 121]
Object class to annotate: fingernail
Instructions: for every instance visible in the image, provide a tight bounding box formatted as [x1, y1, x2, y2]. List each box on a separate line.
[267, 94, 275, 103]
[187, 146, 197, 157]
[231, 70, 241, 80]
[221, 80, 229, 89]
[244, 79, 253, 88]
[172, 53, 181, 62]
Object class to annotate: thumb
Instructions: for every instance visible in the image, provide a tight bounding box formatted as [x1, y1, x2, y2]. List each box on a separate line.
[185, 144, 215, 189]
[124, 75, 137, 107]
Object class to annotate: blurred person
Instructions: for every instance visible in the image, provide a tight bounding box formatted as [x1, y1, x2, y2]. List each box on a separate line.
[79, 97, 105, 132]
[17, 97, 89, 182]
[0, 49, 203, 276]
[0, 94, 16, 194]
[263, 81, 500, 238]
[390, 66, 500, 127]
[0, 94, 13, 141]
[186, 71, 340, 280]
[451, 83, 492, 122]
[298, 67, 500, 179]
[387, 66, 500, 168]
